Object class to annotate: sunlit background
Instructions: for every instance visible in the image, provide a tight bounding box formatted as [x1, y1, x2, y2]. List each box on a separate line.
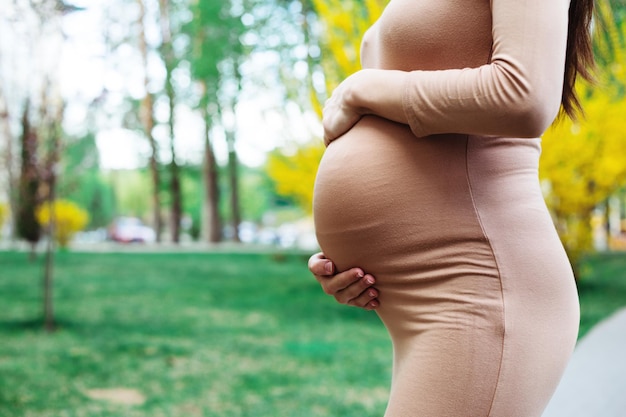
[1, 0, 625, 416]
[0, 0, 327, 250]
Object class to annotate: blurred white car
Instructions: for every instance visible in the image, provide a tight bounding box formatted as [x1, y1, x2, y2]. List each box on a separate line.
[107, 217, 156, 243]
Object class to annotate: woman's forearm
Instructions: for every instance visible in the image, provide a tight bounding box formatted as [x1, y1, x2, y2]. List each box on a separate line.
[346, 69, 410, 126]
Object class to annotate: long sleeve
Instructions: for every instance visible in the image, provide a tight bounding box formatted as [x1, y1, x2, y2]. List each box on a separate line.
[401, 0, 570, 139]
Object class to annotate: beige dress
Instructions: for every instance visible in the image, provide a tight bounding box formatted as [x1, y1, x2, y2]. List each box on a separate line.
[313, 0, 579, 416]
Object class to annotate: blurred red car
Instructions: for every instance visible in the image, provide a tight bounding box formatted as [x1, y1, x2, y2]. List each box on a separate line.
[107, 217, 156, 243]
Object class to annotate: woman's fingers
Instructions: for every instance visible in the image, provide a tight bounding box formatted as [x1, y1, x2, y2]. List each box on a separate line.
[317, 266, 365, 295]
[308, 252, 335, 276]
[308, 252, 380, 309]
[319, 268, 380, 309]
[339, 275, 380, 309]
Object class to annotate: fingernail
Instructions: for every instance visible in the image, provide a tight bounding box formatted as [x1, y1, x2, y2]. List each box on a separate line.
[356, 270, 364, 278]
[324, 262, 333, 274]
[369, 290, 376, 297]
[365, 277, 374, 285]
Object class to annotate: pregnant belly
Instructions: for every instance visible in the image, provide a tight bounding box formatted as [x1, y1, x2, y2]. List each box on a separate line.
[313, 116, 478, 276]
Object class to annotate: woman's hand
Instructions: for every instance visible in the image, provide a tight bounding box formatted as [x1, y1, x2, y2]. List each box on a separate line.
[308, 252, 380, 310]
[322, 69, 409, 146]
[322, 73, 365, 146]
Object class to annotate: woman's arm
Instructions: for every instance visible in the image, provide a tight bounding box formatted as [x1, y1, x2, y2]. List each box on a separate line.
[323, 0, 570, 144]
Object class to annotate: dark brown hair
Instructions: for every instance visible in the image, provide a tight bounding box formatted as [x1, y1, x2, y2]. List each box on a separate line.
[562, 0, 596, 119]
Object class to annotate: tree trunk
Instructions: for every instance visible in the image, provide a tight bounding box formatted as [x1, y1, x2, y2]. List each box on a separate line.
[16, 100, 41, 257]
[222, 58, 242, 243]
[40, 92, 64, 333]
[226, 129, 241, 243]
[159, 0, 182, 243]
[170, 157, 182, 243]
[138, 0, 163, 242]
[43, 171, 56, 332]
[202, 105, 221, 243]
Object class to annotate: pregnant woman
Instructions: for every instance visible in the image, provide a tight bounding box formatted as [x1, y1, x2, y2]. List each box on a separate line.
[310, 0, 594, 416]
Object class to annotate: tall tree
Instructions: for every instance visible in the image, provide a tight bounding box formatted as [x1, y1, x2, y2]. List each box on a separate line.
[184, 0, 223, 242]
[137, 0, 164, 242]
[184, 0, 246, 242]
[38, 84, 65, 332]
[158, 0, 183, 243]
[8, 0, 78, 330]
[201, 99, 222, 243]
[219, 50, 245, 243]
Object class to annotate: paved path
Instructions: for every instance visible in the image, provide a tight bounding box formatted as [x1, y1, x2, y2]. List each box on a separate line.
[543, 308, 626, 417]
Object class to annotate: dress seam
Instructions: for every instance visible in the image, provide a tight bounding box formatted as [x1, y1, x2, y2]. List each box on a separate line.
[463, 135, 507, 417]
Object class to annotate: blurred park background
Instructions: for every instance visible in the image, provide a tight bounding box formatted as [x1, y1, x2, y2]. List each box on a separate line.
[0, 0, 625, 416]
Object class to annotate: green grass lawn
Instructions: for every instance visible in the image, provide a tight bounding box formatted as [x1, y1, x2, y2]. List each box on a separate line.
[0, 250, 391, 417]
[576, 252, 626, 337]
[0, 250, 625, 417]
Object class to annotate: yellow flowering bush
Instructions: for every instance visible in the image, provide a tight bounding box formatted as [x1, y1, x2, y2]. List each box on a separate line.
[540, 0, 626, 265]
[36, 199, 89, 248]
[267, 143, 325, 214]
[0, 202, 8, 234]
[310, 0, 388, 116]
[0, 202, 7, 222]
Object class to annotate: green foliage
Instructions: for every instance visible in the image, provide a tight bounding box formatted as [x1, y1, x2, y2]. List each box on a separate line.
[178, 165, 203, 239]
[577, 252, 626, 337]
[107, 170, 153, 219]
[58, 134, 116, 229]
[216, 164, 278, 224]
[105, 164, 275, 238]
[183, 0, 246, 109]
[238, 165, 277, 223]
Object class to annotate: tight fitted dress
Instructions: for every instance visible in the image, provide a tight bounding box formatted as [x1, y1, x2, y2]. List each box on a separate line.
[313, 0, 579, 416]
